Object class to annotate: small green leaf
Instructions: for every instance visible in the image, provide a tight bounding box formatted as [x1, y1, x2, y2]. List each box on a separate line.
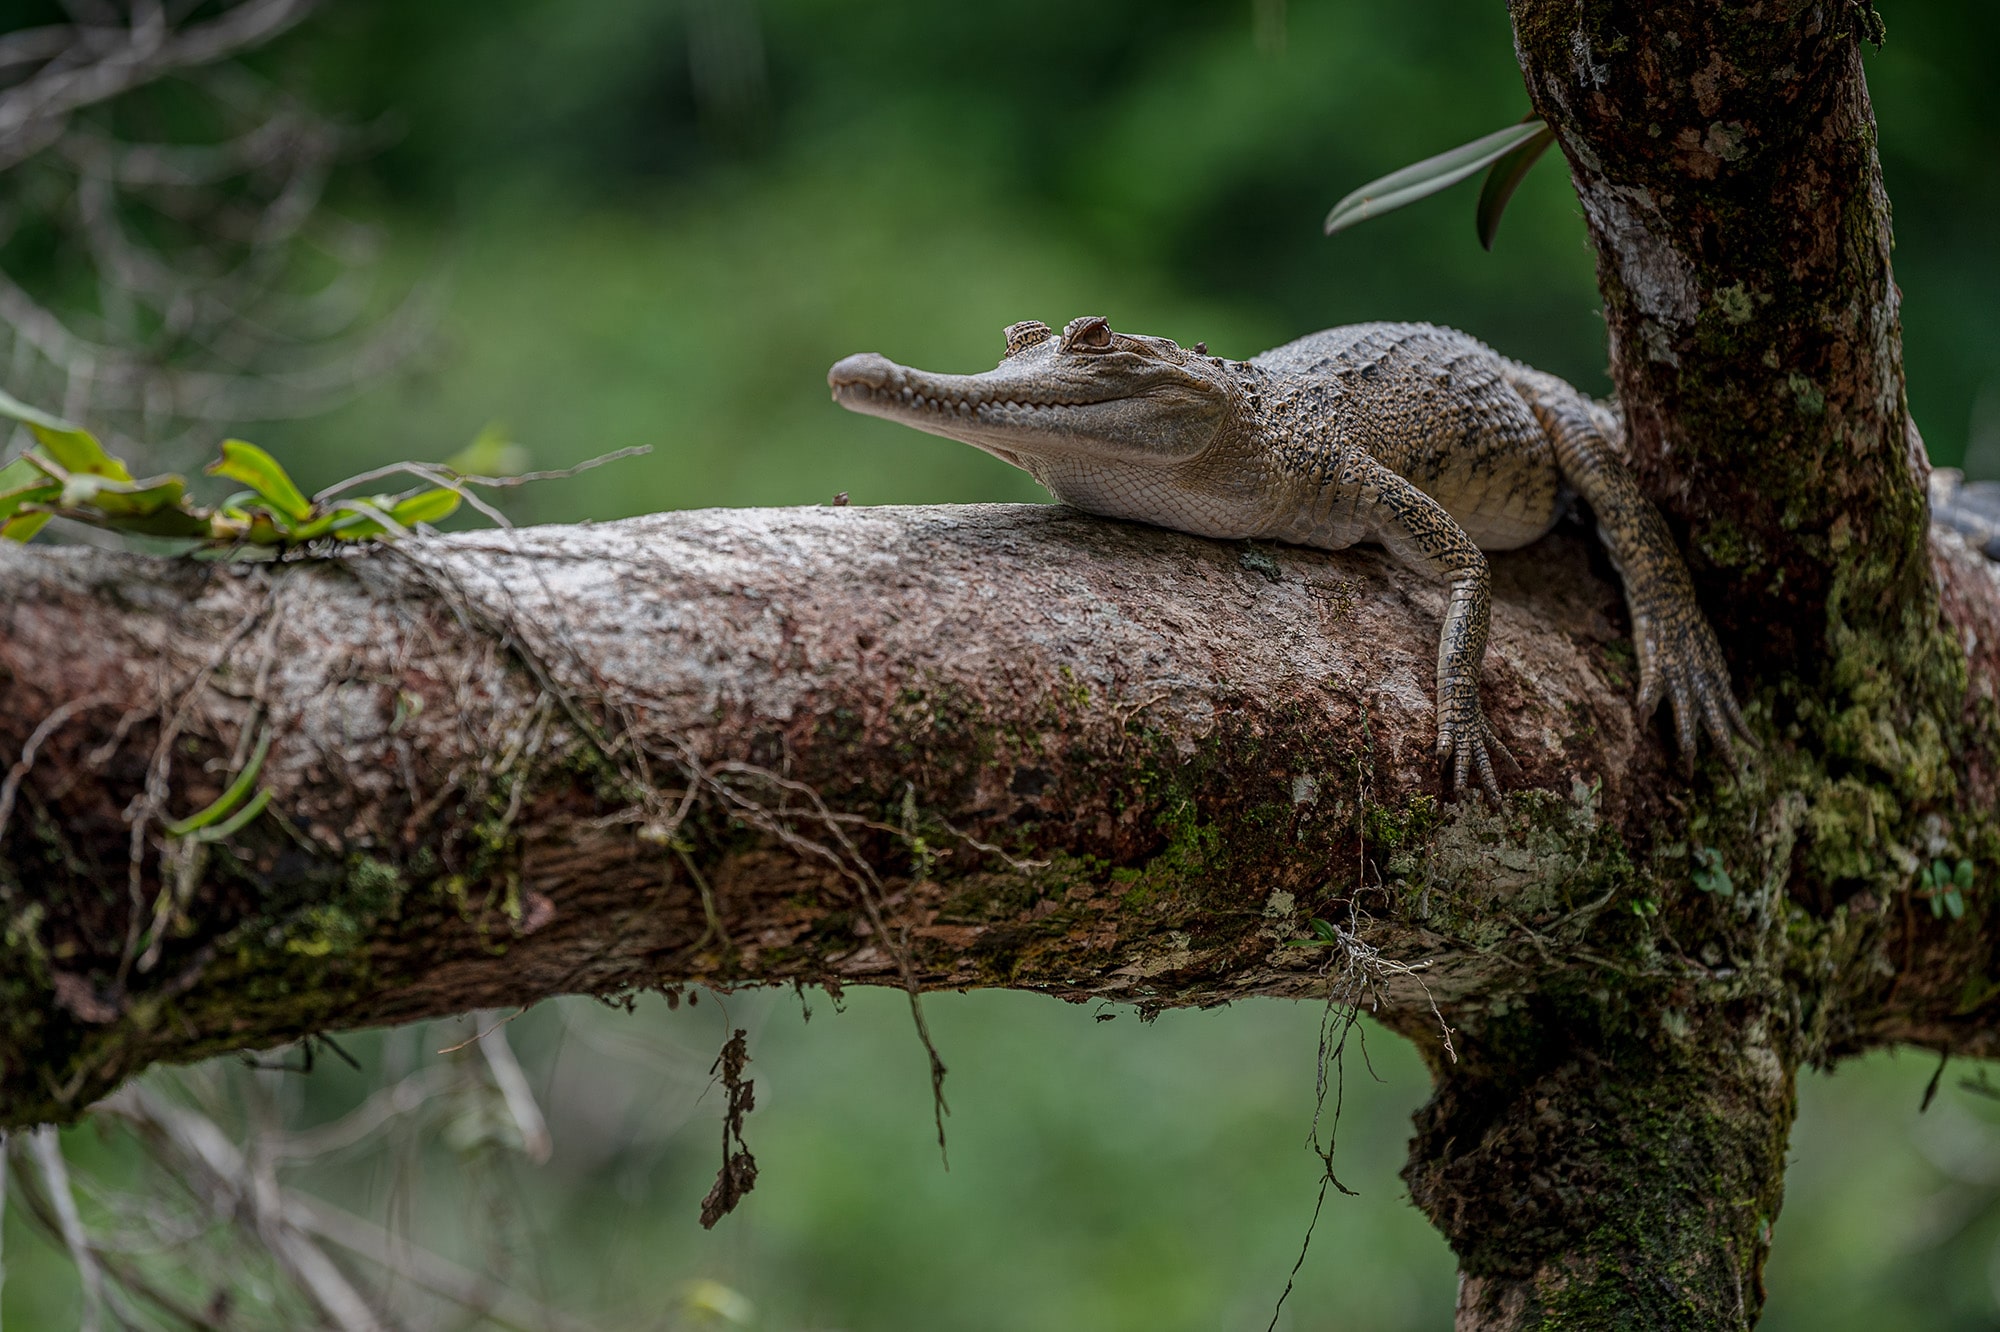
[94, 506, 217, 539]
[1930, 893, 1946, 918]
[1954, 859, 1975, 891]
[1308, 917, 1339, 943]
[0, 500, 56, 542]
[0, 482, 59, 517]
[390, 486, 460, 527]
[207, 440, 312, 524]
[72, 473, 212, 538]
[0, 461, 61, 539]
[164, 729, 271, 837]
[1691, 846, 1734, 897]
[87, 474, 188, 519]
[0, 455, 43, 492]
[189, 787, 272, 845]
[1945, 890, 1966, 920]
[1475, 122, 1558, 251]
[1326, 119, 1552, 236]
[0, 386, 130, 480]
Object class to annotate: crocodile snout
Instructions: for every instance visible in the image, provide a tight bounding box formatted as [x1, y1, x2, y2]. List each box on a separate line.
[828, 353, 900, 394]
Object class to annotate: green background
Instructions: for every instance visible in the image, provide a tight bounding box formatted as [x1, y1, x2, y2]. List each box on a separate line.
[6, 0, 2000, 1326]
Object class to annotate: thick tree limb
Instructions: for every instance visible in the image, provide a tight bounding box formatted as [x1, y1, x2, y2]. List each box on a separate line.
[1, 505, 1659, 1117]
[2, 502, 1997, 1091]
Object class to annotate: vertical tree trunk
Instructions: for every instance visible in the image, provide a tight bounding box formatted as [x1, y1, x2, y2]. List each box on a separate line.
[1511, 3, 1923, 672]
[1381, 7, 1947, 1325]
[1404, 1005, 1797, 1330]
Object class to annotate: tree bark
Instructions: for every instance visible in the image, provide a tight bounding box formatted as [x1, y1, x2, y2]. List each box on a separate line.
[0, 507, 1655, 1116]
[3, 6, 1995, 1328]
[1512, 0, 1923, 671]
[3, 505, 2000, 1324]
[1380, 4, 1992, 1325]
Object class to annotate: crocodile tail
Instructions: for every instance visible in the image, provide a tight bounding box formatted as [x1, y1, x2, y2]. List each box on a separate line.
[1932, 468, 2000, 561]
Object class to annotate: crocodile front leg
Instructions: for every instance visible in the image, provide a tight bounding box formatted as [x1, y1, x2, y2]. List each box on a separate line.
[1514, 376, 1751, 770]
[1347, 452, 1515, 801]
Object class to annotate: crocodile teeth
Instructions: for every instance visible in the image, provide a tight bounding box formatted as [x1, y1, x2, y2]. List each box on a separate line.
[847, 384, 1090, 414]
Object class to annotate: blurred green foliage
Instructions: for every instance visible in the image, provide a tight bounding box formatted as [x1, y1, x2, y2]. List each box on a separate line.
[6, 0, 2000, 1326]
[7, 996, 1996, 1331]
[241, 0, 1998, 500]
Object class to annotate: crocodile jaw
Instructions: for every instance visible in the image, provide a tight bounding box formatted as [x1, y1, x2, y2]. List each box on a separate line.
[827, 345, 1233, 471]
[829, 353, 1068, 467]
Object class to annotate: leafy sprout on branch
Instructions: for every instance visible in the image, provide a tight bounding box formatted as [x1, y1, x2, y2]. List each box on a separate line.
[0, 386, 648, 555]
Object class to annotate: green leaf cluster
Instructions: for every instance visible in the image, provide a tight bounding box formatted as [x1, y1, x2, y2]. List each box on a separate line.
[1919, 858, 1975, 920]
[0, 390, 463, 554]
[1291, 917, 1345, 947]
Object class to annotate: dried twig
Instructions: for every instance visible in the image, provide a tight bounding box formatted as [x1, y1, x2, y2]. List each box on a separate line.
[92, 1080, 609, 1331]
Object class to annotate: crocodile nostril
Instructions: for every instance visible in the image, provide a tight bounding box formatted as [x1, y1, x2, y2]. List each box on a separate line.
[827, 353, 898, 391]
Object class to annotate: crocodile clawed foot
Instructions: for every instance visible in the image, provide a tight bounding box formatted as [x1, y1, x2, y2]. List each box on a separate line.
[1437, 699, 1516, 806]
[1633, 609, 1754, 775]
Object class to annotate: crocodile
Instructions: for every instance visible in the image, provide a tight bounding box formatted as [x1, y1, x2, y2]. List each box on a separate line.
[828, 316, 1749, 799]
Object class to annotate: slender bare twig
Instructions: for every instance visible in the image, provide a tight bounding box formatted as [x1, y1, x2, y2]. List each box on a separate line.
[87, 1080, 603, 1332]
[26, 1127, 107, 1332]
[265, 1064, 459, 1164]
[0, 1, 321, 167]
[313, 446, 656, 504]
[287, 1195, 602, 1332]
[103, 1085, 390, 1331]
[476, 1015, 553, 1165]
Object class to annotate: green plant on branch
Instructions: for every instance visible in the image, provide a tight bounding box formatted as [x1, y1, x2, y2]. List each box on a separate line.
[0, 389, 644, 556]
[1918, 858, 1976, 920]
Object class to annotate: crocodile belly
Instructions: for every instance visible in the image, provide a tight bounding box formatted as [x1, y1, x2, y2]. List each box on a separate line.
[1031, 457, 1273, 539]
[1446, 467, 1567, 551]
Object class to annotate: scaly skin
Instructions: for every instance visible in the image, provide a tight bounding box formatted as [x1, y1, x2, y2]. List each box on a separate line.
[830, 316, 1748, 799]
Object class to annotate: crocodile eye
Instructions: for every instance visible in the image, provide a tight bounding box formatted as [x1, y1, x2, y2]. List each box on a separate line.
[1060, 315, 1113, 352]
[1003, 320, 1053, 357]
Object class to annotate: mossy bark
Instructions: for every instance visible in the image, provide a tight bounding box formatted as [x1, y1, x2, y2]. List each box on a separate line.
[1511, 0, 1922, 676]
[1403, 1000, 1797, 1330]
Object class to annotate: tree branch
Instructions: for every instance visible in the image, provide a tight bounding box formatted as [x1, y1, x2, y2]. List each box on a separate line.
[2, 503, 1997, 1131]
[0, 504, 1658, 1121]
